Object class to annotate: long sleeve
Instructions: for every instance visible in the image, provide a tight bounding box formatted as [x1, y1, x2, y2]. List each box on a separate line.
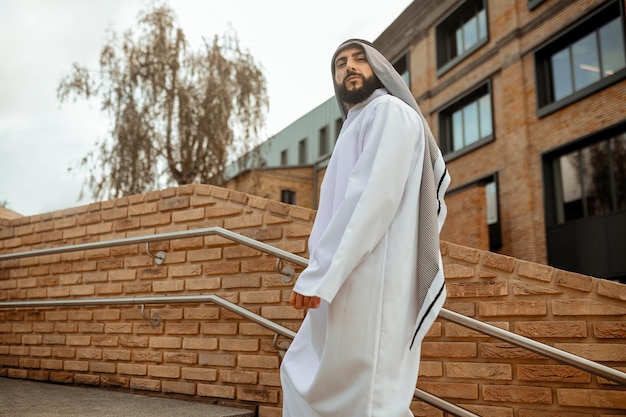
[294, 97, 425, 303]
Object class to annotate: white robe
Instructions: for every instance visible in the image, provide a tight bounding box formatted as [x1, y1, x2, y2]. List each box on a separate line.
[280, 89, 446, 417]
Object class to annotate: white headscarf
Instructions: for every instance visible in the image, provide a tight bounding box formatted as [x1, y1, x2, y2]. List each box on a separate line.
[331, 39, 451, 348]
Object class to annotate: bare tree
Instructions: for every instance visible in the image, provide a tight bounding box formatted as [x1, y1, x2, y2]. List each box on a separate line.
[58, 1, 268, 200]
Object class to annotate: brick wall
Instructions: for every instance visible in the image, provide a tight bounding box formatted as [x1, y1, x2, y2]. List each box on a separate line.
[1, 184, 625, 416]
[418, 243, 626, 416]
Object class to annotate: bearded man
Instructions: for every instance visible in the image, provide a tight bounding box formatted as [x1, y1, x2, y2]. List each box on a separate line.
[280, 39, 450, 417]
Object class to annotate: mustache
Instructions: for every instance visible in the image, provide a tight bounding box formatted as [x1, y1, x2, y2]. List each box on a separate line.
[343, 71, 362, 83]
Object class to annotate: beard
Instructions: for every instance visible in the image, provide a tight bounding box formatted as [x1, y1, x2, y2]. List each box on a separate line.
[336, 72, 382, 105]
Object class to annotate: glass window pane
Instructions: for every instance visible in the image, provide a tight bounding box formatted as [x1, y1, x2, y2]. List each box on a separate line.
[463, 16, 479, 51]
[478, 94, 492, 138]
[559, 152, 584, 222]
[572, 32, 601, 91]
[486, 181, 498, 225]
[463, 101, 479, 145]
[599, 18, 626, 77]
[478, 9, 487, 40]
[452, 110, 464, 151]
[401, 70, 410, 86]
[551, 48, 573, 101]
[455, 27, 463, 56]
[581, 141, 612, 217]
[611, 134, 626, 210]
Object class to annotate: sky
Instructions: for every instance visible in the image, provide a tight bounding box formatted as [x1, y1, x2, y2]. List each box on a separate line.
[0, 0, 413, 217]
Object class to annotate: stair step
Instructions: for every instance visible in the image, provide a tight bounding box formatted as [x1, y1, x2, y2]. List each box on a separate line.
[0, 377, 255, 416]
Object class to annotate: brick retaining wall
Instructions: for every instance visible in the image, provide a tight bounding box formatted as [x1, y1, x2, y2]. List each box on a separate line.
[1, 184, 624, 416]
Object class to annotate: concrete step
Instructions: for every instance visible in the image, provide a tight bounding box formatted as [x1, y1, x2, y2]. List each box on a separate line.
[0, 377, 255, 417]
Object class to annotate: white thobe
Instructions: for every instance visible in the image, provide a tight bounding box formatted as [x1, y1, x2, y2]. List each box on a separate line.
[280, 89, 445, 417]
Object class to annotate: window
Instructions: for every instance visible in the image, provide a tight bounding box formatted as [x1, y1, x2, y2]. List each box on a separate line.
[393, 54, 409, 87]
[436, 0, 488, 74]
[280, 149, 288, 166]
[319, 126, 329, 156]
[552, 133, 626, 224]
[486, 180, 498, 225]
[281, 189, 296, 205]
[485, 178, 502, 251]
[298, 138, 307, 164]
[528, 0, 547, 10]
[335, 118, 343, 142]
[439, 82, 493, 158]
[543, 123, 626, 282]
[535, 1, 626, 116]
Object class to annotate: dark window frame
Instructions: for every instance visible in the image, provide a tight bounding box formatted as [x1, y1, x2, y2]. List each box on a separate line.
[542, 121, 626, 282]
[436, 0, 489, 77]
[528, 0, 547, 11]
[281, 189, 296, 205]
[298, 138, 307, 165]
[543, 121, 626, 227]
[319, 126, 329, 157]
[393, 53, 410, 88]
[484, 174, 502, 251]
[335, 118, 343, 143]
[438, 81, 494, 161]
[534, 0, 626, 118]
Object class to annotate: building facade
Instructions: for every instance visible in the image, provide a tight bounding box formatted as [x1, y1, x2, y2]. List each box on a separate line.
[224, 0, 626, 283]
[224, 97, 342, 209]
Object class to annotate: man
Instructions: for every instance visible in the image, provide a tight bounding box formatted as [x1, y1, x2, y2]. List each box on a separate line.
[280, 39, 450, 417]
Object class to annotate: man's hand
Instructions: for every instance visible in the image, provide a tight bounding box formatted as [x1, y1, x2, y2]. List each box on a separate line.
[289, 291, 321, 310]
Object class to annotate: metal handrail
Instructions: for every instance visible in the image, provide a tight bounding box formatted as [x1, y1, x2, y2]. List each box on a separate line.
[0, 294, 297, 340]
[438, 309, 626, 385]
[1, 226, 625, 387]
[0, 226, 308, 266]
[414, 388, 479, 417]
[0, 294, 478, 417]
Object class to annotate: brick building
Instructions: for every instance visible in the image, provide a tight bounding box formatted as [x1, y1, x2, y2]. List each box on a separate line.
[224, 0, 626, 283]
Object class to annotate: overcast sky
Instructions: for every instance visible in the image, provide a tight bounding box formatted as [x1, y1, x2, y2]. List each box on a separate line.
[0, 0, 412, 216]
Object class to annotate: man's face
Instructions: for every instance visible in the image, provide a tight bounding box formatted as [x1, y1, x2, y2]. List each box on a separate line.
[334, 46, 379, 106]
